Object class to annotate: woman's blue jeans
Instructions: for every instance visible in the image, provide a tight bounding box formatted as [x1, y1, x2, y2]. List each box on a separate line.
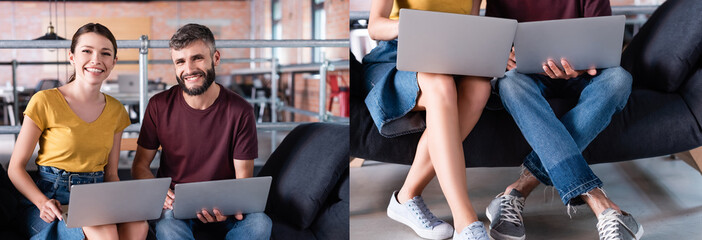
[21, 165, 104, 240]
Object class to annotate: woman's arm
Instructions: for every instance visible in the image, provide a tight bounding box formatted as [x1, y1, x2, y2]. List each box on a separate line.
[7, 116, 63, 221]
[103, 131, 122, 182]
[368, 0, 398, 41]
[472, 0, 482, 16]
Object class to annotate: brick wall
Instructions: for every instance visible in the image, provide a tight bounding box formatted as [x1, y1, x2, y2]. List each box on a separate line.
[0, 1, 252, 87]
[253, 0, 349, 122]
[1, 0, 350, 123]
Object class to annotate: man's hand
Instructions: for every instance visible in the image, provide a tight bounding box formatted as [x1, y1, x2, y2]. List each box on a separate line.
[542, 58, 597, 80]
[506, 47, 516, 71]
[38, 199, 63, 223]
[197, 208, 231, 223]
[163, 189, 175, 210]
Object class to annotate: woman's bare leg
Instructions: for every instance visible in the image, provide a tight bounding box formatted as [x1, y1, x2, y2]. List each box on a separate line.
[398, 75, 491, 203]
[396, 73, 491, 231]
[83, 224, 119, 240]
[118, 221, 149, 240]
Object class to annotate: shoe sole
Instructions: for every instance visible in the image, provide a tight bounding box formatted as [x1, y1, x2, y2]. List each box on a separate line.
[633, 225, 644, 240]
[485, 206, 525, 240]
[387, 207, 452, 240]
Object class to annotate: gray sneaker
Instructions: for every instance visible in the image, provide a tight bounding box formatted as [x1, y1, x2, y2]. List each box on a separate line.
[453, 221, 489, 240]
[485, 189, 526, 240]
[387, 191, 454, 239]
[596, 208, 644, 240]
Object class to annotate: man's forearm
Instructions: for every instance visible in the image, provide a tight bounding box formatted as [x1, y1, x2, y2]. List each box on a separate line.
[132, 164, 155, 179]
[131, 146, 158, 179]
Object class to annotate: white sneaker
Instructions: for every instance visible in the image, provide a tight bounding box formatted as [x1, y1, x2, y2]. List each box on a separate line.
[387, 191, 454, 239]
[453, 221, 489, 240]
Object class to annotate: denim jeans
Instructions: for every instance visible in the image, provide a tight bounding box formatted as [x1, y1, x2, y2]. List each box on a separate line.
[153, 209, 272, 240]
[362, 39, 426, 137]
[497, 67, 632, 205]
[21, 165, 104, 240]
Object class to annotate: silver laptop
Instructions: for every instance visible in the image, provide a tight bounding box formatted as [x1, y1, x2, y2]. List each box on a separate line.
[62, 178, 171, 228]
[118, 74, 140, 93]
[397, 9, 517, 78]
[173, 176, 272, 219]
[514, 15, 625, 74]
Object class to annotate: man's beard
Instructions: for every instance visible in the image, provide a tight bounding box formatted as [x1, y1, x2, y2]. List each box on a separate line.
[176, 63, 216, 96]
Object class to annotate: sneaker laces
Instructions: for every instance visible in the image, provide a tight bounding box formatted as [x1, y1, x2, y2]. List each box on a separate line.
[406, 196, 444, 228]
[498, 194, 525, 226]
[456, 222, 489, 240]
[597, 211, 623, 240]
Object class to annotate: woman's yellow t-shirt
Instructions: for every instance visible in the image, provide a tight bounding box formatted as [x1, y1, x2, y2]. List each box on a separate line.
[389, 0, 474, 20]
[24, 88, 131, 173]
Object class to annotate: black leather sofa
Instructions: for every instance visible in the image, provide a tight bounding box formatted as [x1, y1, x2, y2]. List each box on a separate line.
[0, 123, 349, 240]
[351, 0, 702, 167]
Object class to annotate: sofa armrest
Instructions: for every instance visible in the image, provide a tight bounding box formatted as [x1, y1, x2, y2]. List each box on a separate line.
[258, 123, 349, 230]
[621, 0, 702, 92]
[680, 68, 702, 131]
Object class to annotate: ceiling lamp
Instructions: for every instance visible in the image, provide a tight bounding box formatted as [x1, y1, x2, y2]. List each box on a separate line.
[34, 0, 65, 40]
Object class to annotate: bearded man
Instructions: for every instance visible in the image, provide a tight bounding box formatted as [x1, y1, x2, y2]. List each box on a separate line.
[131, 23, 271, 240]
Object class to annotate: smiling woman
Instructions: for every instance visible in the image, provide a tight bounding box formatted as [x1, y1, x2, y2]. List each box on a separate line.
[6, 23, 148, 240]
[67, 23, 118, 84]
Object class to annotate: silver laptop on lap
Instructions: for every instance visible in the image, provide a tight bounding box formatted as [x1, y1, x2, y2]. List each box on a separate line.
[173, 176, 272, 219]
[63, 178, 171, 228]
[514, 15, 626, 74]
[397, 9, 517, 78]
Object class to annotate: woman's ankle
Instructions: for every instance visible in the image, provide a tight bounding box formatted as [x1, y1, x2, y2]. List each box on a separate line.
[397, 188, 420, 203]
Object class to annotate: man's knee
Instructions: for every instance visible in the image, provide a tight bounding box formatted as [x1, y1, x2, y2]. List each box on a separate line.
[596, 66, 633, 109]
[497, 70, 533, 98]
[235, 213, 272, 238]
[245, 212, 272, 230]
[153, 210, 191, 238]
[600, 66, 632, 91]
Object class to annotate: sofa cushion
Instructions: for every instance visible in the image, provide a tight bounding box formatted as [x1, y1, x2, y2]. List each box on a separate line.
[310, 172, 349, 240]
[258, 123, 349, 230]
[0, 166, 20, 227]
[621, 0, 702, 92]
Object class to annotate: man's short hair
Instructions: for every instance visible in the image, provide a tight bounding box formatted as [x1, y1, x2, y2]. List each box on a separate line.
[169, 23, 216, 55]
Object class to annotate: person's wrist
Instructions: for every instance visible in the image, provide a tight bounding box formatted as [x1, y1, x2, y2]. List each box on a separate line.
[35, 197, 50, 209]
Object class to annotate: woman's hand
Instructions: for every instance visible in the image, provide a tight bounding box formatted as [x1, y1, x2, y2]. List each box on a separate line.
[38, 199, 63, 223]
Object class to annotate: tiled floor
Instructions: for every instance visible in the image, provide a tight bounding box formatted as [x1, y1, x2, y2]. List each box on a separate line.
[351, 157, 702, 239]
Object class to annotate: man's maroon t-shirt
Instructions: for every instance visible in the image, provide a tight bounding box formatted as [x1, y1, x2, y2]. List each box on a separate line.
[137, 83, 258, 188]
[486, 0, 612, 22]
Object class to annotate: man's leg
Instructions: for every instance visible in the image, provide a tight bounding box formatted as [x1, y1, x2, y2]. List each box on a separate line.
[492, 68, 641, 239]
[486, 70, 604, 240]
[153, 209, 195, 240]
[498, 69, 603, 205]
[224, 212, 272, 240]
[520, 66, 632, 207]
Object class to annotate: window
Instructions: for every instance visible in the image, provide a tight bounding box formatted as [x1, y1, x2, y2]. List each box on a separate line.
[312, 0, 325, 62]
[272, 0, 282, 60]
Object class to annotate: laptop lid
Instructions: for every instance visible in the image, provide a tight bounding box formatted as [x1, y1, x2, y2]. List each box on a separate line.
[173, 176, 272, 220]
[397, 9, 517, 78]
[118, 74, 140, 93]
[64, 178, 171, 228]
[514, 15, 625, 74]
